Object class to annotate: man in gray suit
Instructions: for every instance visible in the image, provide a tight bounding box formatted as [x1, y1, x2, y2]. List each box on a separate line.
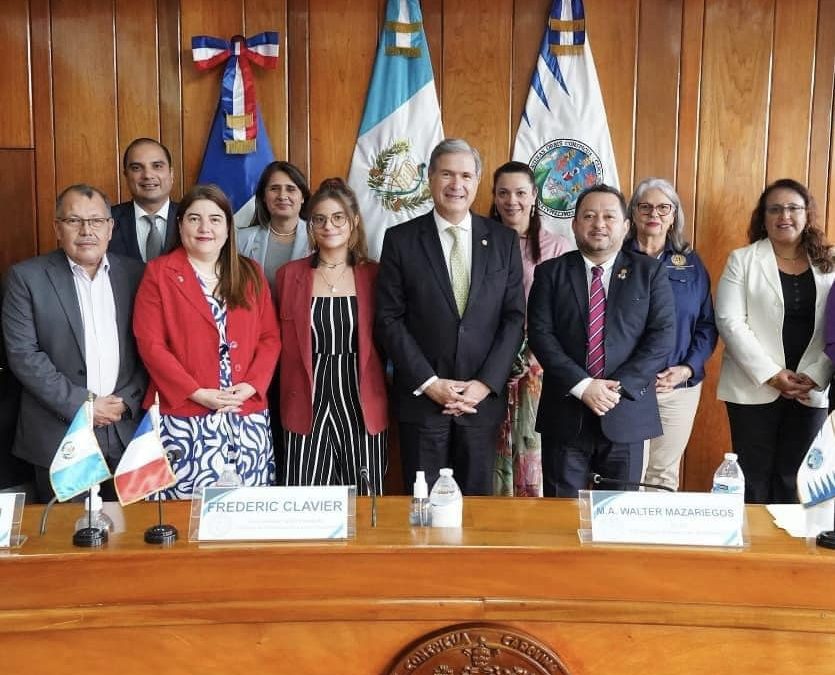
[108, 138, 178, 262]
[3, 184, 147, 502]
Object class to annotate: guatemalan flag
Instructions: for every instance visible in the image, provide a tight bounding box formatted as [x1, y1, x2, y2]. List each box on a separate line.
[347, 0, 444, 260]
[49, 401, 111, 502]
[192, 32, 279, 227]
[114, 405, 175, 506]
[512, 0, 619, 244]
[797, 413, 835, 506]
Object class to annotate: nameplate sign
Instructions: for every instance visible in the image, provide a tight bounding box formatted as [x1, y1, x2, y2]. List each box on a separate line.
[195, 486, 354, 541]
[0, 493, 25, 548]
[581, 490, 745, 547]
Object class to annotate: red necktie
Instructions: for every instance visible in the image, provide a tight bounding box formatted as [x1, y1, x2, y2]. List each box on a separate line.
[586, 265, 606, 378]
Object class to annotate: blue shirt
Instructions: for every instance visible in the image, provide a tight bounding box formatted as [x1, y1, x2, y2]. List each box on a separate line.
[627, 239, 718, 386]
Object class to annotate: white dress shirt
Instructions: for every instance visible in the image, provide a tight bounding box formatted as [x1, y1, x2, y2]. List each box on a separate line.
[67, 254, 120, 396]
[133, 200, 170, 262]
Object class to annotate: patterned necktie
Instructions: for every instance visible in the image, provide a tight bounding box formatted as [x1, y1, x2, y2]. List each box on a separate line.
[144, 214, 163, 261]
[586, 265, 606, 378]
[449, 226, 469, 317]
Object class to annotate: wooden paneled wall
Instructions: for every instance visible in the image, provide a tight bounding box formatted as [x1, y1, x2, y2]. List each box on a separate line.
[2, 0, 834, 491]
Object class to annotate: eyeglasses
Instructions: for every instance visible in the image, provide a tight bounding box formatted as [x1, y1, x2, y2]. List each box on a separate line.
[765, 204, 806, 216]
[57, 217, 112, 230]
[636, 203, 674, 217]
[310, 212, 348, 229]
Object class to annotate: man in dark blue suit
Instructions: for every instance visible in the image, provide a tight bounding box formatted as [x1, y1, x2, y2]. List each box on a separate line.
[376, 139, 525, 495]
[528, 184, 675, 497]
[108, 138, 178, 262]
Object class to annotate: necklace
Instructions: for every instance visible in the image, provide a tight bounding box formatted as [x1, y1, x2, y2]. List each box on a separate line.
[318, 265, 348, 294]
[187, 257, 219, 281]
[269, 224, 297, 238]
[319, 257, 346, 270]
[775, 252, 802, 261]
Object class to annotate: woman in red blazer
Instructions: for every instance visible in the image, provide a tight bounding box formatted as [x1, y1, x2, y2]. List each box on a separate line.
[275, 178, 387, 495]
[134, 184, 280, 498]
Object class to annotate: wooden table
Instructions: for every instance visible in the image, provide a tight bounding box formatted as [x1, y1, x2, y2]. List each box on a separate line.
[2, 497, 834, 674]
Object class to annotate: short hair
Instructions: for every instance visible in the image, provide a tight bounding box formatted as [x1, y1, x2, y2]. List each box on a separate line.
[428, 138, 482, 178]
[250, 161, 311, 228]
[573, 184, 628, 219]
[748, 178, 833, 273]
[306, 177, 369, 265]
[122, 138, 173, 171]
[55, 184, 112, 218]
[627, 177, 691, 254]
[175, 184, 263, 308]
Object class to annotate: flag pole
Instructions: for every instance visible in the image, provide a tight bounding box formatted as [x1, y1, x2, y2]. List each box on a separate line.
[72, 394, 108, 547]
[144, 393, 178, 545]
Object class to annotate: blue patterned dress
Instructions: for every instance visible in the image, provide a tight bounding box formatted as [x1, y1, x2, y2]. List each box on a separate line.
[158, 275, 275, 499]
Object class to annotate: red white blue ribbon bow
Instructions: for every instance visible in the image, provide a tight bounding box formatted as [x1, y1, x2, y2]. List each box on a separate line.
[192, 32, 279, 154]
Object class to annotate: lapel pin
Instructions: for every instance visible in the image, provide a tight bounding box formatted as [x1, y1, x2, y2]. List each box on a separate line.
[481, 239, 488, 246]
[177, 275, 184, 283]
[671, 253, 686, 267]
[617, 268, 628, 280]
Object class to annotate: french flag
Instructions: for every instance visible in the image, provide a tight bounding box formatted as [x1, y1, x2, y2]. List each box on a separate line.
[114, 406, 175, 506]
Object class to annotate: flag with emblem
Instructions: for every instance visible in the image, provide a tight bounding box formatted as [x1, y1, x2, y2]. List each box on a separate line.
[113, 404, 175, 506]
[192, 32, 279, 227]
[797, 413, 835, 507]
[49, 400, 111, 502]
[512, 0, 619, 243]
[348, 0, 444, 260]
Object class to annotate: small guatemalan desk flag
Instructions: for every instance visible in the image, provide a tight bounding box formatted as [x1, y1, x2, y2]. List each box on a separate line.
[512, 0, 619, 244]
[49, 400, 111, 502]
[347, 0, 444, 261]
[114, 404, 175, 506]
[192, 32, 280, 227]
[797, 413, 835, 507]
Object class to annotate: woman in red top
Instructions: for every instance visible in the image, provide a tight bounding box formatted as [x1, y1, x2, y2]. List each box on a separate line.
[275, 178, 387, 495]
[134, 184, 280, 498]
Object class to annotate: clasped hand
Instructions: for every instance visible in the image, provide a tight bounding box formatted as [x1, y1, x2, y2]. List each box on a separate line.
[581, 379, 621, 416]
[424, 378, 490, 417]
[190, 382, 257, 413]
[93, 394, 126, 427]
[768, 369, 816, 402]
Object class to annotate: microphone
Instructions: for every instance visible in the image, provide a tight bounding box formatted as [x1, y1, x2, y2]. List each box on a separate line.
[589, 473, 675, 492]
[359, 466, 377, 528]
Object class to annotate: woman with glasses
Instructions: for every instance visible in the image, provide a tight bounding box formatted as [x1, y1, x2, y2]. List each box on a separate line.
[237, 161, 311, 294]
[624, 178, 717, 491]
[716, 178, 835, 503]
[489, 161, 569, 496]
[274, 178, 387, 495]
[133, 184, 280, 497]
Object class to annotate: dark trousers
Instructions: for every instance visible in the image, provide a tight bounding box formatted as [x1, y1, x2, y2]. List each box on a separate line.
[541, 411, 643, 498]
[726, 399, 827, 504]
[399, 420, 499, 496]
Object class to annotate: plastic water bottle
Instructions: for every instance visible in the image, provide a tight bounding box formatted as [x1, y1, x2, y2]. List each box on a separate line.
[216, 461, 243, 487]
[74, 485, 114, 533]
[430, 468, 463, 527]
[409, 470, 432, 527]
[712, 452, 745, 496]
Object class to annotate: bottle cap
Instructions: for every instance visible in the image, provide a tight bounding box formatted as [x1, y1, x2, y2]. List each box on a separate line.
[439, 468, 453, 477]
[413, 470, 428, 498]
[724, 452, 738, 461]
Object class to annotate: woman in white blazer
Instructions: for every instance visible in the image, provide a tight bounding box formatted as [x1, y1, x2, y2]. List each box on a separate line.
[236, 160, 311, 294]
[716, 179, 835, 503]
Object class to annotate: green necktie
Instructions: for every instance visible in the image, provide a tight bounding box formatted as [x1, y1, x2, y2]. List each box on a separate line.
[449, 225, 469, 317]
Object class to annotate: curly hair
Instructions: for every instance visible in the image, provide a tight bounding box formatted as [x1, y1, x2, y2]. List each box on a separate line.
[747, 178, 833, 273]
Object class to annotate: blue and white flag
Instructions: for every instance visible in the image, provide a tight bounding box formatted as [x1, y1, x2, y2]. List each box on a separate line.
[348, 0, 444, 260]
[49, 401, 111, 502]
[512, 0, 619, 243]
[798, 413, 835, 507]
[192, 32, 279, 227]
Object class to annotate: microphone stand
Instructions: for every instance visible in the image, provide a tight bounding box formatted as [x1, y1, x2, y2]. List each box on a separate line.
[589, 473, 675, 492]
[359, 467, 377, 528]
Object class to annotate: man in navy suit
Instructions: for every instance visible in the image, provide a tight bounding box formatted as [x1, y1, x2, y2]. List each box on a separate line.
[376, 138, 525, 495]
[528, 184, 675, 497]
[108, 138, 178, 262]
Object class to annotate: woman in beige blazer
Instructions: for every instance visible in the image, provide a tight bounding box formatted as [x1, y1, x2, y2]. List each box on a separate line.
[716, 179, 835, 503]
